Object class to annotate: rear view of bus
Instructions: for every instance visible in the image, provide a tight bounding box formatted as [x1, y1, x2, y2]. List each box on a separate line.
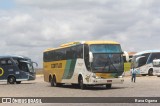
[0, 55, 37, 84]
[43, 41, 124, 89]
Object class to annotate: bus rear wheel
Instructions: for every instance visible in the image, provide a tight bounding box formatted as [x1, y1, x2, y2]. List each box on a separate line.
[50, 76, 56, 87]
[50, 76, 61, 87]
[8, 76, 16, 84]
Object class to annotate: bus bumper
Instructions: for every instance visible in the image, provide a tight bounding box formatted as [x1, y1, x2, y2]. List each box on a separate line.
[28, 74, 36, 80]
[85, 77, 124, 85]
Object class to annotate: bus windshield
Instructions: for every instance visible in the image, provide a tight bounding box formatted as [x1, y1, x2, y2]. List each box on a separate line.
[16, 59, 35, 73]
[27, 63, 35, 73]
[90, 44, 123, 73]
[90, 44, 122, 53]
[91, 53, 123, 73]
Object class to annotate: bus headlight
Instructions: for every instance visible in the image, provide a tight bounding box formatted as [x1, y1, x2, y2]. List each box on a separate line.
[92, 73, 101, 79]
[118, 76, 123, 78]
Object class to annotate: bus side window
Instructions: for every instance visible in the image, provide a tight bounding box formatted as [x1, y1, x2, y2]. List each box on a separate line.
[76, 45, 83, 58]
[0, 60, 6, 66]
[0, 59, 13, 66]
[148, 53, 160, 64]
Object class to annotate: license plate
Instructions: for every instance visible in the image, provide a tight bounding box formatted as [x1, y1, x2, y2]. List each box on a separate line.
[107, 80, 112, 83]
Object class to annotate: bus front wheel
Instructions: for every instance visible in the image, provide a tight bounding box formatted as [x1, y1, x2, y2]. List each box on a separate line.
[148, 69, 153, 76]
[106, 84, 112, 89]
[8, 76, 16, 84]
[79, 76, 86, 90]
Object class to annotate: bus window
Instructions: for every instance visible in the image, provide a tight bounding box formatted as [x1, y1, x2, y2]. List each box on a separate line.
[18, 62, 29, 72]
[147, 53, 160, 64]
[76, 45, 83, 58]
[0, 59, 13, 66]
[137, 57, 147, 67]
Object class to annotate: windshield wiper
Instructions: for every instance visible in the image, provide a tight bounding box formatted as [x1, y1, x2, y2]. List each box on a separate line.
[108, 55, 118, 72]
[101, 55, 118, 72]
[101, 56, 110, 72]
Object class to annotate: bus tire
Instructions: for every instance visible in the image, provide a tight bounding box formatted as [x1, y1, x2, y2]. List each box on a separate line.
[106, 84, 112, 89]
[78, 76, 86, 90]
[50, 76, 55, 87]
[8, 76, 16, 84]
[16, 81, 21, 84]
[51, 76, 61, 87]
[148, 69, 153, 76]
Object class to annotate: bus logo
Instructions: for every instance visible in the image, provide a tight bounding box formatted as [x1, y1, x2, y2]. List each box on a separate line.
[51, 63, 62, 68]
[2, 98, 12, 103]
[0, 68, 4, 76]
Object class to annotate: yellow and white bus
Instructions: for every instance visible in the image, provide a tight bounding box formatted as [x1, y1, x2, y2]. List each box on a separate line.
[43, 41, 124, 89]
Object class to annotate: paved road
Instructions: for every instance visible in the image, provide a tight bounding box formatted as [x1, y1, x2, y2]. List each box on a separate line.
[0, 75, 160, 106]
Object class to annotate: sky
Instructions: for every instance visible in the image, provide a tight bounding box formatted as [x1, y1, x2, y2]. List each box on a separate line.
[0, 0, 160, 68]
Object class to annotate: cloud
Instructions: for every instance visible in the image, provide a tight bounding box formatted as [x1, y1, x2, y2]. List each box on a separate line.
[0, 0, 160, 67]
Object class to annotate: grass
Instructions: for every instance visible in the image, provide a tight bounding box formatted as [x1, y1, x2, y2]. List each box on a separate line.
[124, 62, 131, 72]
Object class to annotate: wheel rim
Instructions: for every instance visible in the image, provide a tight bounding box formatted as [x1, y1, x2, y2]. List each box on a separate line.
[53, 77, 57, 86]
[80, 78, 83, 89]
[149, 70, 153, 76]
[9, 77, 15, 84]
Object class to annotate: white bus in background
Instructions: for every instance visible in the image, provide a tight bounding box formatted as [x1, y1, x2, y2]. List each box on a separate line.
[153, 59, 160, 77]
[131, 50, 160, 76]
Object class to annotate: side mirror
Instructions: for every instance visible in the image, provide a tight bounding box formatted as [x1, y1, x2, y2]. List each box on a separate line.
[123, 51, 130, 62]
[89, 52, 93, 63]
[32, 62, 38, 67]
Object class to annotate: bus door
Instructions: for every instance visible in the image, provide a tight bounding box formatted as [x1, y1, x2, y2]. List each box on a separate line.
[17, 60, 30, 80]
[0, 58, 17, 80]
[18, 60, 36, 80]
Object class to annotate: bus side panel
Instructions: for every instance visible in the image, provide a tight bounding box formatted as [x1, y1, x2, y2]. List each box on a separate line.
[61, 59, 86, 84]
[43, 60, 67, 83]
[0, 66, 7, 80]
[62, 59, 77, 79]
[0, 65, 19, 81]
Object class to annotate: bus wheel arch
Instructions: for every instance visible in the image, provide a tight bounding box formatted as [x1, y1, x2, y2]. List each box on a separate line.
[148, 68, 153, 76]
[78, 74, 86, 90]
[7, 75, 16, 84]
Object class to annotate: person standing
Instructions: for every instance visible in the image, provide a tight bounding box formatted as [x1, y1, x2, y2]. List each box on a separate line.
[131, 67, 137, 83]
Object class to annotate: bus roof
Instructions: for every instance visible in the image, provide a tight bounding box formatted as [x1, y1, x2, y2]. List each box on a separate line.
[84, 41, 119, 45]
[0, 55, 30, 59]
[134, 50, 160, 56]
[44, 40, 120, 52]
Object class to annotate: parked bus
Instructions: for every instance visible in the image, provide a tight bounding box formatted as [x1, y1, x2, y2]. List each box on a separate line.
[131, 50, 160, 76]
[0, 55, 37, 84]
[153, 59, 160, 77]
[43, 41, 124, 89]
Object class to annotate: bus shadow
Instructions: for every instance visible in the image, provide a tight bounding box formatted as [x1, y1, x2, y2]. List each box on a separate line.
[53, 85, 127, 91]
[20, 82, 36, 85]
[0, 82, 36, 85]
